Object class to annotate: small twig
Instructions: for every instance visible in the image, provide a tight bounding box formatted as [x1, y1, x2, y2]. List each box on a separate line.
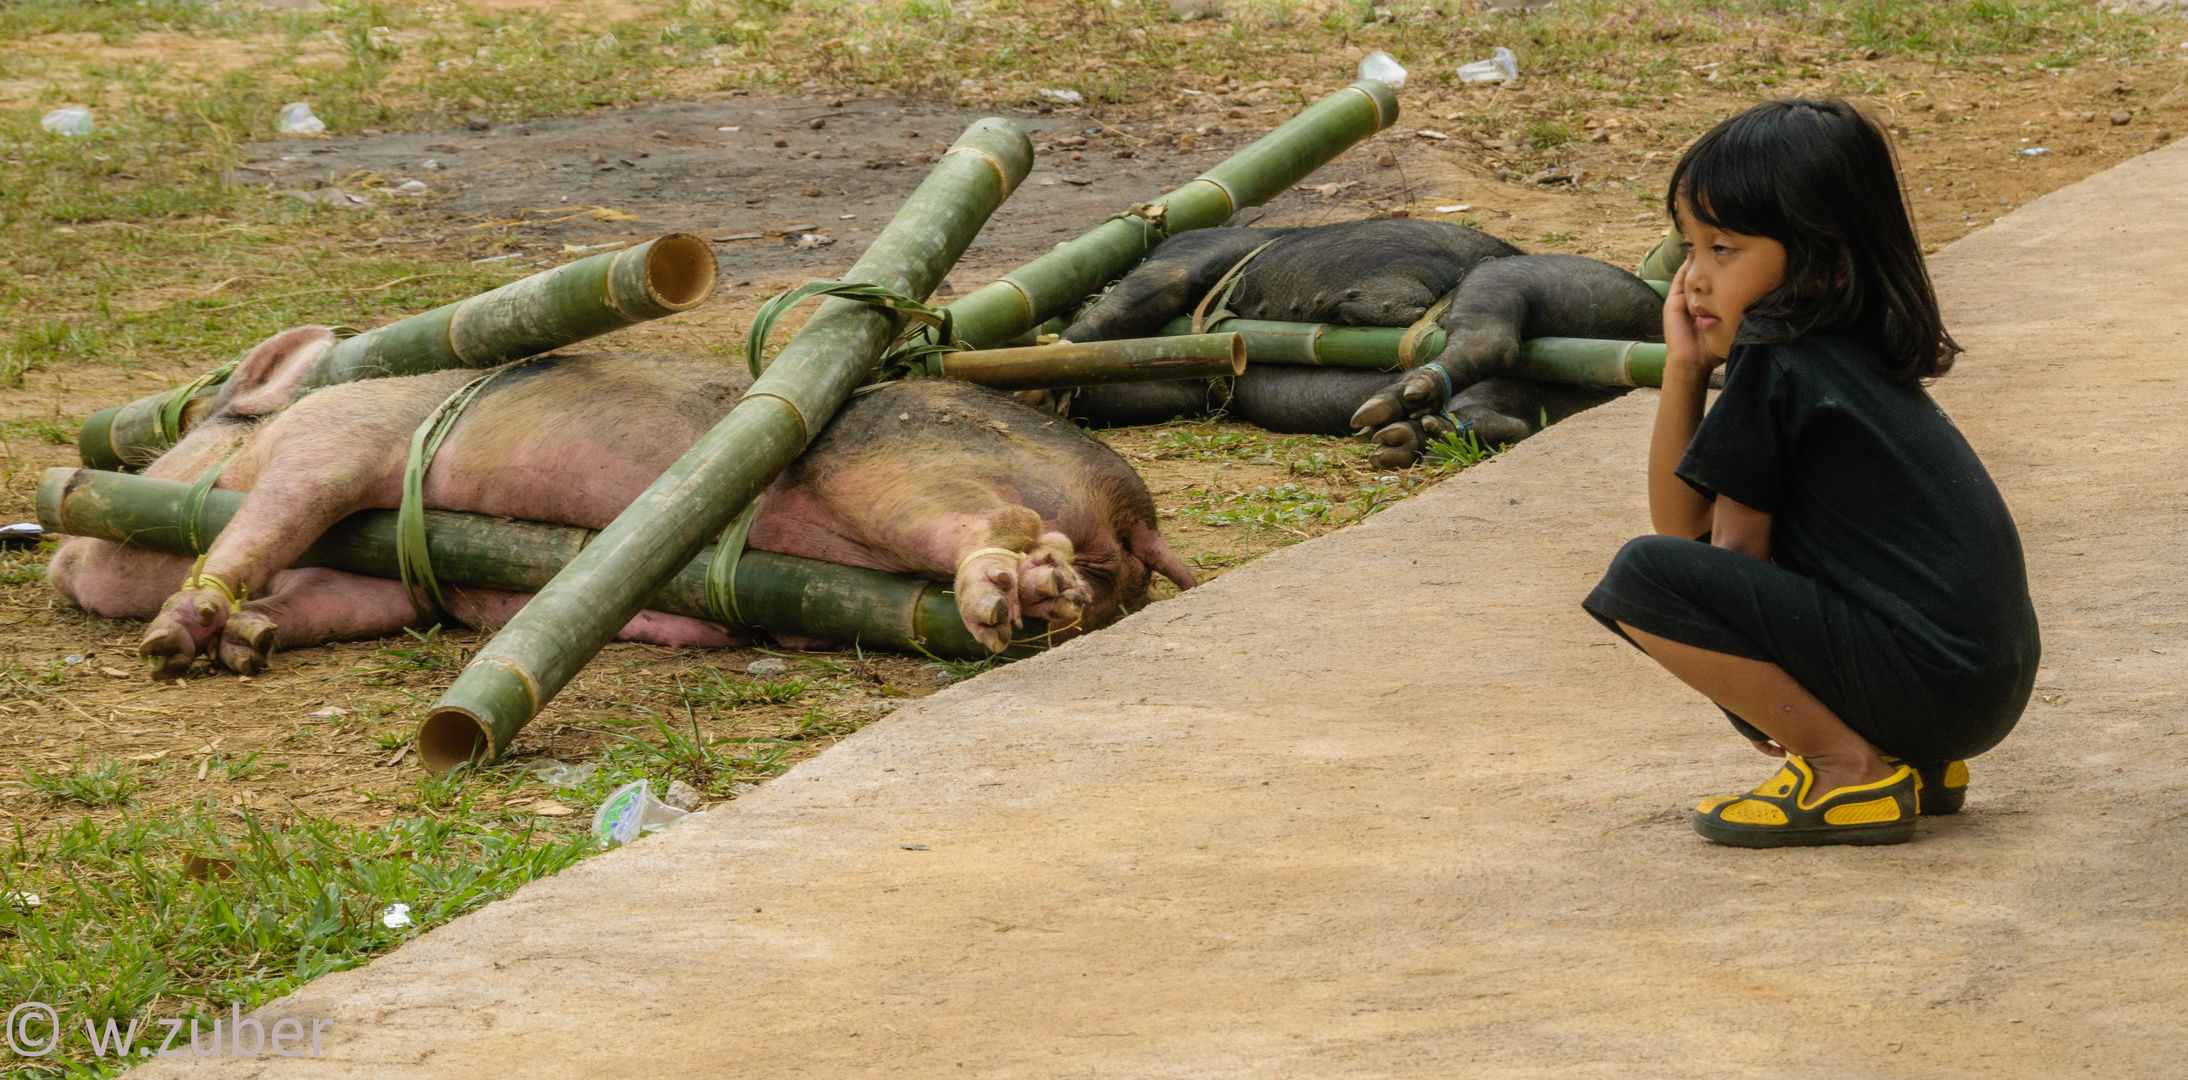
[197, 272, 463, 314]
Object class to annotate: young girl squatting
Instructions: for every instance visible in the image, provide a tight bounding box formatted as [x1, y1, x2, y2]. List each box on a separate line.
[1582, 99, 2041, 847]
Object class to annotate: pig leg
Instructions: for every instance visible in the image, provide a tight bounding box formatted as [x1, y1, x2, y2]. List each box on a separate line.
[953, 528, 1094, 650]
[1061, 228, 1287, 343]
[1066, 379, 1217, 428]
[778, 474, 1091, 652]
[49, 541, 195, 622]
[1351, 255, 1661, 463]
[211, 571, 742, 674]
[137, 379, 455, 677]
[218, 569, 423, 674]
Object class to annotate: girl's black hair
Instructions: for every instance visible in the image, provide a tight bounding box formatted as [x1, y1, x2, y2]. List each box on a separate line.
[1668, 97, 1959, 382]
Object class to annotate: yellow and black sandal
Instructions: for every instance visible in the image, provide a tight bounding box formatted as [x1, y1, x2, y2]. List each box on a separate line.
[1692, 757, 1919, 848]
[1909, 760, 1968, 816]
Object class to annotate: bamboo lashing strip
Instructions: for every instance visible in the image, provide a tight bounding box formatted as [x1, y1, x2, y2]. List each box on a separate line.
[703, 500, 762, 626]
[155, 360, 241, 448]
[745, 280, 953, 378]
[1395, 287, 1457, 371]
[1190, 239, 1279, 335]
[179, 447, 242, 555]
[397, 370, 506, 622]
[179, 447, 247, 613]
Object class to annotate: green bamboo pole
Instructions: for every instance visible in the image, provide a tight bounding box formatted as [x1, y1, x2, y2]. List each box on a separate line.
[417, 119, 1033, 773]
[1148, 317, 1674, 386]
[78, 235, 719, 470]
[943, 80, 1400, 350]
[920, 333, 1243, 390]
[1508, 337, 1670, 388]
[1154, 315, 1436, 371]
[36, 467, 1030, 663]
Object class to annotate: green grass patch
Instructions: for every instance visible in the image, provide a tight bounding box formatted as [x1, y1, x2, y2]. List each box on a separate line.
[0, 805, 591, 1078]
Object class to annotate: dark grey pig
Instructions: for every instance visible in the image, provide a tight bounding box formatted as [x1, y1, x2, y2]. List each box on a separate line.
[1053, 219, 1662, 466]
[50, 327, 1196, 678]
[1348, 253, 1665, 466]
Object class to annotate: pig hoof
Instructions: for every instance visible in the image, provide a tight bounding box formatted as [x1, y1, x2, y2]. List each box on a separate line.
[138, 628, 199, 682]
[1349, 369, 1450, 431]
[138, 588, 230, 680]
[953, 550, 1023, 654]
[218, 607, 279, 675]
[1016, 535, 1093, 631]
[1369, 420, 1425, 469]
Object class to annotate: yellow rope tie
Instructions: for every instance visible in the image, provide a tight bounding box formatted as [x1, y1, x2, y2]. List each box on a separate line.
[955, 547, 1026, 576]
[182, 554, 247, 614]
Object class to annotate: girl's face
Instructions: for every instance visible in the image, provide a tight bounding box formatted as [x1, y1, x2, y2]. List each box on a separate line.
[1674, 196, 1789, 359]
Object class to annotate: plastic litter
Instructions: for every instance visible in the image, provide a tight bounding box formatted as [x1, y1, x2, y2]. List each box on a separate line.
[1356, 51, 1408, 88]
[592, 780, 691, 845]
[5, 891, 40, 909]
[2020, 147, 2051, 156]
[64, 654, 85, 665]
[41, 107, 94, 137]
[275, 102, 326, 135]
[304, 706, 349, 719]
[1038, 88, 1084, 105]
[397, 179, 429, 193]
[746, 658, 789, 676]
[381, 902, 412, 928]
[1456, 47, 1520, 84]
[0, 522, 45, 548]
[530, 760, 599, 789]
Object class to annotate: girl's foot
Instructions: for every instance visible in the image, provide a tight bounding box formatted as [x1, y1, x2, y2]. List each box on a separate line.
[1692, 756, 1919, 848]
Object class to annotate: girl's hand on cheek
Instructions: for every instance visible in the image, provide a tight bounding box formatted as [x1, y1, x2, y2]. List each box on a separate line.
[1662, 261, 1725, 376]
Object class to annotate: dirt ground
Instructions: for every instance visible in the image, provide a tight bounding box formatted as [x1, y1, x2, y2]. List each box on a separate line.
[1, 55, 2183, 848]
[129, 131, 2188, 1080]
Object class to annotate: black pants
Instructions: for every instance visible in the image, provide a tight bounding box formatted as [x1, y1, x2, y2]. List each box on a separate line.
[1582, 535, 2033, 762]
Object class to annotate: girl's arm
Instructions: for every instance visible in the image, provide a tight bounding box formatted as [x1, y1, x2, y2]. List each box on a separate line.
[1711, 495, 1773, 562]
[1649, 262, 1723, 539]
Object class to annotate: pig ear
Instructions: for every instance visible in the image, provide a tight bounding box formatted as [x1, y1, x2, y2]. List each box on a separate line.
[216, 326, 338, 418]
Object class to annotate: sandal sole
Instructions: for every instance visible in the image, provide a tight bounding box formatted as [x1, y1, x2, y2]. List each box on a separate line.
[1693, 815, 1917, 848]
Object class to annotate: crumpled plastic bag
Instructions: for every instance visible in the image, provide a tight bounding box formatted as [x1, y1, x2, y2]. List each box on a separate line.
[41, 107, 94, 136]
[1357, 51, 1408, 88]
[275, 102, 326, 135]
[1456, 47, 1520, 84]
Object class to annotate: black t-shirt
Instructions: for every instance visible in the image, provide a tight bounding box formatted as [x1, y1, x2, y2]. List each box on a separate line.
[1677, 331, 2039, 673]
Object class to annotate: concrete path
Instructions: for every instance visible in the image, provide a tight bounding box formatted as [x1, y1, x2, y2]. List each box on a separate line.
[145, 141, 2188, 1079]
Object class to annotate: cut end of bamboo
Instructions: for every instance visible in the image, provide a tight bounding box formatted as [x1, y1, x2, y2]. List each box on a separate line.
[76, 406, 121, 470]
[639, 233, 719, 312]
[417, 706, 492, 774]
[1224, 332, 1248, 375]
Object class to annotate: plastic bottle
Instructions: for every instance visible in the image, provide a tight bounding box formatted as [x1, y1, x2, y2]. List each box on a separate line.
[40, 107, 94, 136]
[1356, 51, 1408, 88]
[1456, 47, 1520, 84]
[275, 102, 326, 135]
